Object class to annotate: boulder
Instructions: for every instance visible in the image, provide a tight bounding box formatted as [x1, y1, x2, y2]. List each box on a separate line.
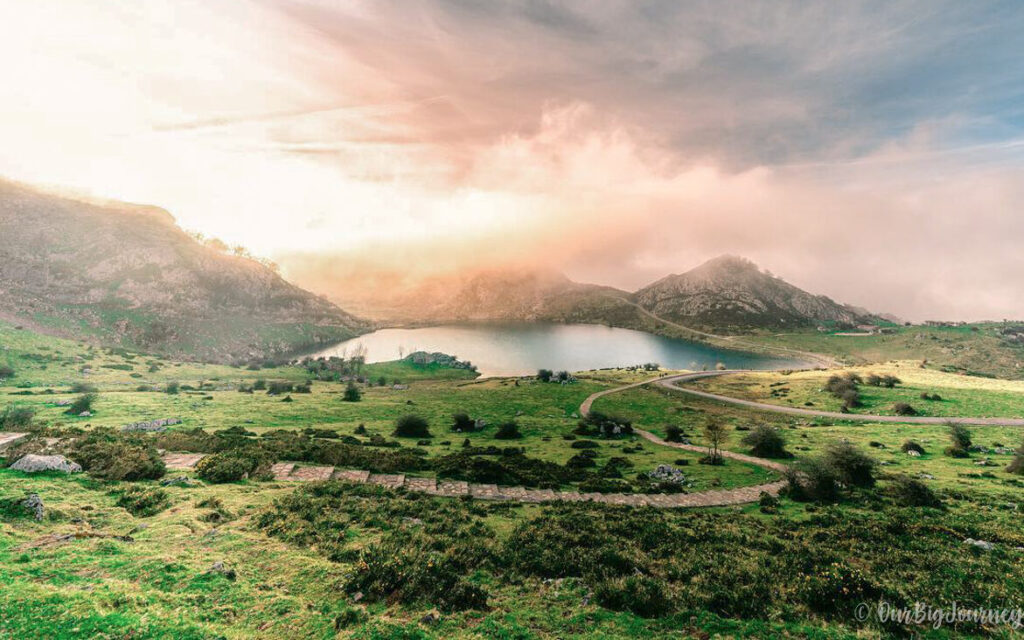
[963, 538, 995, 551]
[10, 454, 82, 474]
[21, 493, 44, 520]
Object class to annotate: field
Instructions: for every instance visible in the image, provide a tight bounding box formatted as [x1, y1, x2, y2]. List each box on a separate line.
[2, 320, 1024, 638]
[691, 361, 1024, 418]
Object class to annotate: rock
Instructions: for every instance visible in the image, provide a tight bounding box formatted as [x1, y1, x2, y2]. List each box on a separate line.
[351, 591, 364, 603]
[419, 613, 439, 625]
[963, 538, 995, 551]
[207, 561, 236, 580]
[906, 450, 921, 457]
[160, 476, 200, 487]
[646, 464, 688, 486]
[78, 411, 92, 417]
[10, 454, 82, 474]
[21, 493, 44, 520]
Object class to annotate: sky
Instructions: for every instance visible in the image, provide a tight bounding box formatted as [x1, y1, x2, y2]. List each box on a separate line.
[2, 0, 1024, 321]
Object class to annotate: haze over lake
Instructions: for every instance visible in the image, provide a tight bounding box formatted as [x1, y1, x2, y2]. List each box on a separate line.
[313, 323, 803, 377]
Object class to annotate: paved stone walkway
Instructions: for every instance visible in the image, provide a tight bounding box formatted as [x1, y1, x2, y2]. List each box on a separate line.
[158, 448, 783, 508]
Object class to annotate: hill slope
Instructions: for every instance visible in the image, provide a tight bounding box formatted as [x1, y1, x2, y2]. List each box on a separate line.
[633, 255, 873, 331]
[0, 179, 366, 362]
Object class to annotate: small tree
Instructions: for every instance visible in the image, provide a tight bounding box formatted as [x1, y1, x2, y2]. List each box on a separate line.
[342, 381, 362, 402]
[702, 420, 729, 464]
[741, 425, 791, 458]
[945, 422, 972, 457]
[67, 393, 97, 415]
[394, 414, 431, 438]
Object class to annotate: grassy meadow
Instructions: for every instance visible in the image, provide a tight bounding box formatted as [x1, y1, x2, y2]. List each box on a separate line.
[2, 320, 1024, 638]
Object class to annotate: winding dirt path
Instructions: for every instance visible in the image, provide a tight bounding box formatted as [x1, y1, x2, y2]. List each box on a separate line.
[652, 371, 1024, 426]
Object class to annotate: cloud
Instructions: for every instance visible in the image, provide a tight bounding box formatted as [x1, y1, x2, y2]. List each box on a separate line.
[2, 0, 1024, 321]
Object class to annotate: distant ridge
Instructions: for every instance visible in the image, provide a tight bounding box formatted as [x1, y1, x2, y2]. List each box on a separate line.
[0, 179, 367, 363]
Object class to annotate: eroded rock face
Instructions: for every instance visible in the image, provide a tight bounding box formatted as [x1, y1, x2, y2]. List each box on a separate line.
[9, 454, 82, 474]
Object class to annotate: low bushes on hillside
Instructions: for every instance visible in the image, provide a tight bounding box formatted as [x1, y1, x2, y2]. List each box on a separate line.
[195, 451, 270, 483]
[0, 405, 34, 430]
[115, 486, 170, 517]
[493, 421, 522, 440]
[575, 411, 633, 438]
[68, 429, 166, 481]
[945, 422, 973, 458]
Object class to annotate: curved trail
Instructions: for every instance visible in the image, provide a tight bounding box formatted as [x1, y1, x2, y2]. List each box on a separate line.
[651, 371, 1024, 426]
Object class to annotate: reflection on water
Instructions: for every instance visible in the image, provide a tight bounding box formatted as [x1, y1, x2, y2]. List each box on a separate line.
[312, 323, 804, 377]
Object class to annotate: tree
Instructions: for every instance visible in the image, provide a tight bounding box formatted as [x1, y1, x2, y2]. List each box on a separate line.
[536, 369, 553, 383]
[342, 381, 362, 402]
[741, 425, 791, 458]
[702, 420, 729, 464]
[394, 414, 431, 438]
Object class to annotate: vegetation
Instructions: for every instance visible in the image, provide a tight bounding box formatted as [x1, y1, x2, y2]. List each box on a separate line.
[393, 414, 432, 439]
[946, 422, 973, 458]
[740, 424, 791, 458]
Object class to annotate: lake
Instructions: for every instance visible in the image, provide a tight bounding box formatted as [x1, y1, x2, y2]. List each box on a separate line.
[311, 323, 805, 377]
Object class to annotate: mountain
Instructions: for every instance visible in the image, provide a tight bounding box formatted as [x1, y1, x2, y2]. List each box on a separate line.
[633, 255, 873, 330]
[0, 179, 367, 363]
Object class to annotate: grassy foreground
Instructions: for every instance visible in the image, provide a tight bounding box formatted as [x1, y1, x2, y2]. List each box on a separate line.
[2, 321, 1024, 638]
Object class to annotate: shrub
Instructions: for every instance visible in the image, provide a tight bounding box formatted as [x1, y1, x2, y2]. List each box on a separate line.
[68, 430, 166, 481]
[116, 486, 170, 517]
[267, 381, 293, 395]
[66, 393, 97, 415]
[195, 451, 265, 483]
[0, 365, 14, 379]
[394, 414, 431, 438]
[165, 381, 180, 394]
[901, 440, 926, 455]
[0, 405, 35, 430]
[945, 422, 972, 457]
[785, 458, 840, 503]
[892, 403, 917, 416]
[664, 425, 685, 443]
[888, 475, 942, 508]
[570, 439, 600, 449]
[493, 421, 522, 440]
[594, 575, 673, 618]
[342, 381, 361, 402]
[741, 425, 791, 458]
[824, 441, 876, 488]
[881, 375, 901, 388]
[253, 379, 267, 391]
[536, 369, 553, 382]
[70, 382, 98, 393]
[451, 413, 475, 432]
[1006, 439, 1024, 475]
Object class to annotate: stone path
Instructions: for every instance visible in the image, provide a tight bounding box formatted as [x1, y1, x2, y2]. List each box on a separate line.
[0, 432, 29, 450]
[158, 449, 783, 508]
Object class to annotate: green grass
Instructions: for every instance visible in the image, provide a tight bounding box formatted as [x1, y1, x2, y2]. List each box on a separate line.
[691, 362, 1024, 418]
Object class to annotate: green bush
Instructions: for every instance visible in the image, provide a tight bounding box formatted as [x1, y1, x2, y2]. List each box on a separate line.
[342, 381, 361, 402]
[575, 411, 633, 438]
[195, 451, 267, 483]
[741, 425, 791, 458]
[901, 440, 926, 455]
[0, 365, 15, 380]
[946, 422, 972, 458]
[664, 425, 684, 442]
[0, 405, 35, 430]
[785, 458, 840, 503]
[493, 421, 522, 440]
[824, 441, 877, 488]
[68, 430, 166, 481]
[887, 475, 942, 508]
[892, 402, 917, 416]
[394, 415, 431, 438]
[66, 393, 97, 415]
[451, 412, 475, 432]
[1007, 439, 1024, 475]
[594, 575, 673, 618]
[116, 486, 170, 517]
[69, 382, 97, 393]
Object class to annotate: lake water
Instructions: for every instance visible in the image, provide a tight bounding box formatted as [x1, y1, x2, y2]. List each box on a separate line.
[311, 323, 804, 377]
